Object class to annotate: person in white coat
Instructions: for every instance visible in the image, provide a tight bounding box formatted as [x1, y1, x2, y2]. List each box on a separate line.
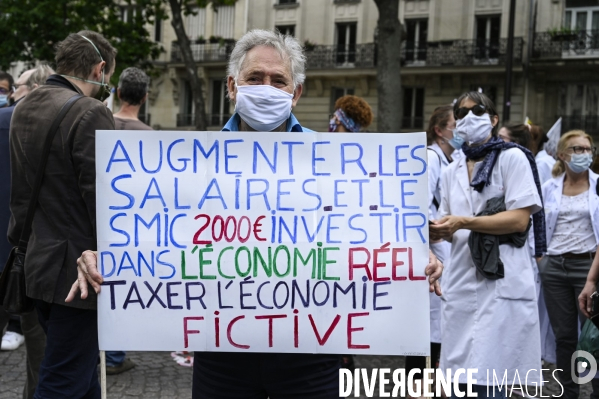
[405, 105, 459, 386]
[539, 130, 599, 399]
[530, 124, 556, 186]
[430, 91, 544, 399]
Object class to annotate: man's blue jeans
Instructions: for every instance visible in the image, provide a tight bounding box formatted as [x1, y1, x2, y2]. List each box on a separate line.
[106, 351, 126, 367]
[34, 300, 100, 399]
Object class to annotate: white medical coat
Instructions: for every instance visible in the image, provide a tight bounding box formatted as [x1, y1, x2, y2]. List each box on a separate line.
[438, 148, 542, 385]
[535, 150, 556, 186]
[427, 143, 452, 343]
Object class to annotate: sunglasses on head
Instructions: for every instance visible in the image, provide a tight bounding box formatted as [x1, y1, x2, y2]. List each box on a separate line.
[454, 104, 487, 120]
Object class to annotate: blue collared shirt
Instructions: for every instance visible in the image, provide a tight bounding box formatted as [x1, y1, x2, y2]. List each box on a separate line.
[221, 112, 314, 132]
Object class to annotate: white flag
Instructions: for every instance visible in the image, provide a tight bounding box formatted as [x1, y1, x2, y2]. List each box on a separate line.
[544, 117, 561, 159]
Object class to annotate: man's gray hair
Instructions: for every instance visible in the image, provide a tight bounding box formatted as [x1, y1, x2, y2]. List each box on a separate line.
[26, 64, 54, 88]
[227, 29, 306, 87]
[118, 67, 150, 106]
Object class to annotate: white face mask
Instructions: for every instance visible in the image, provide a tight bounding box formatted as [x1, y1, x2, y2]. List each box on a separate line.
[235, 84, 293, 131]
[455, 111, 494, 145]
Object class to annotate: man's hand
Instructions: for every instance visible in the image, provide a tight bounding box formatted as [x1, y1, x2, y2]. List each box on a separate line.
[430, 215, 466, 241]
[65, 250, 103, 302]
[425, 250, 443, 296]
[579, 281, 597, 318]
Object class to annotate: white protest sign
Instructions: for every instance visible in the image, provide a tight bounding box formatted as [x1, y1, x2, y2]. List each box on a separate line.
[96, 131, 430, 355]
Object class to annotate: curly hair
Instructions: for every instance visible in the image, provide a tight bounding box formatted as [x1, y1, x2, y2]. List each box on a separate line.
[334, 95, 373, 129]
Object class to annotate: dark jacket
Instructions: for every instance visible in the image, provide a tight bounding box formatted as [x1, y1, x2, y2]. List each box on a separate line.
[0, 105, 15, 268]
[468, 196, 531, 280]
[8, 75, 114, 309]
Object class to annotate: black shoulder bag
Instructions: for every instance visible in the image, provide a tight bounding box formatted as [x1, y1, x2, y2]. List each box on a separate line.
[0, 94, 83, 315]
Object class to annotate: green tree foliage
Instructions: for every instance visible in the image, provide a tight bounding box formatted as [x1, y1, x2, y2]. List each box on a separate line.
[0, 0, 166, 83]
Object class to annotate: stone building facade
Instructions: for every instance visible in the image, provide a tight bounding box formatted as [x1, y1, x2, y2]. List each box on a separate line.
[144, 0, 599, 139]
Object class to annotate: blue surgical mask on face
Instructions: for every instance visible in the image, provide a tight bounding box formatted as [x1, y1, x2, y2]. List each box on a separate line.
[448, 129, 465, 150]
[0, 94, 7, 107]
[566, 153, 593, 173]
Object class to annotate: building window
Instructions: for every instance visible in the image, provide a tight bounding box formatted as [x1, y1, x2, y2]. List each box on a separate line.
[154, 17, 162, 42]
[405, 19, 428, 63]
[279, 0, 297, 4]
[564, 3, 599, 51]
[119, 5, 139, 23]
[210, 79, 231, 126]
[177, 80, 194, 127]
[565, 6, 599, 31]
[331, 87, 355, 113]
[185, 8, 207, 41]
[213, 6, 235, 39]
[336, 22, 357, 65]
[276, 25, 296, 36]
[559, 84, 599, 131]
[475, 15, 500, 60]
[403, 88, 424, 129]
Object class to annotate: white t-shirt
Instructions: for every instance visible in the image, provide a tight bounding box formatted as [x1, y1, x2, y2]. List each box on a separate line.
[547, 190, 596, 255]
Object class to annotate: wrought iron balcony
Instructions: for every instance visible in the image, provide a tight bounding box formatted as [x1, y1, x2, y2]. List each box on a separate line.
[171, 42, 235, 63]
[176, 113, 232, 127]
[561, 115, 599, 138]
[305, 38, 523, 70]
[305, 43, 376, 69]
[403, 38, 523, 67]
[533, 30, 599, 60]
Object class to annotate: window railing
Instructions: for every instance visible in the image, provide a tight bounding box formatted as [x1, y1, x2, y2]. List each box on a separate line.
[403, 37, 523, 66]
[304, 38, 523, 69]
[561, 115, 599, 139]
[306, 43, 376, 69]
[533, 30, 599, 59]
[176, 113, 194, 127]
[171, 42, 235, 63]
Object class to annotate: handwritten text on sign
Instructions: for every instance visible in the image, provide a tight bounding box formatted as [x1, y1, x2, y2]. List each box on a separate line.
[96, 131, 430, 355]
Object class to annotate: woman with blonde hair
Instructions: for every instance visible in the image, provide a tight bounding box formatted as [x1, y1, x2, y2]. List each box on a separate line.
[540, 130, 599, 399]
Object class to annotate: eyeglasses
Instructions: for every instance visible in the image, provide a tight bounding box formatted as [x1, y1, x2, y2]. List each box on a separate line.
[454, 104, 486, 120]
[0, 87, 12, 95]
[567, 146, 597, 155]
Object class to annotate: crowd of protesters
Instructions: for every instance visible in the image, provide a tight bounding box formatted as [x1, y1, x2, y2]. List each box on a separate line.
[0, 27, 598, 399]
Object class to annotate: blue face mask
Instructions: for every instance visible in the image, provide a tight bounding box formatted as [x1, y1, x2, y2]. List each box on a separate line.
[448, 129, 465, 150]
[0, 94, 7, 107]
[566, 153, 593, 173]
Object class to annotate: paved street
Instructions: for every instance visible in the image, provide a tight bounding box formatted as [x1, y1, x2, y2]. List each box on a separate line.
[0, 347, 593, 398]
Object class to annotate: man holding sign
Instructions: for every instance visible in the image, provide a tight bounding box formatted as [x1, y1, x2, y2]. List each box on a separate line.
[68, 29, 443, 398]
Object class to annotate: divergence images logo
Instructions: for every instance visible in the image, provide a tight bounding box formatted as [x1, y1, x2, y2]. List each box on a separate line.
[572, 350, 597, 384]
